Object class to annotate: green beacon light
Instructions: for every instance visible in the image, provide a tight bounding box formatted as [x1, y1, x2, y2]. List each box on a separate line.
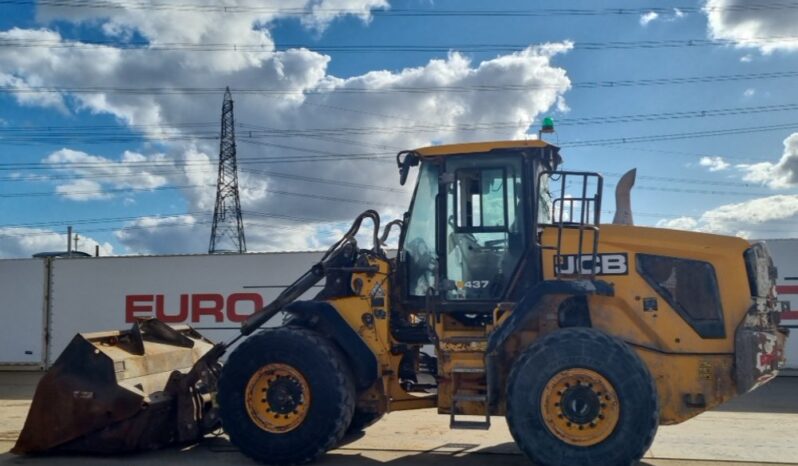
[541, 117, 555, 134]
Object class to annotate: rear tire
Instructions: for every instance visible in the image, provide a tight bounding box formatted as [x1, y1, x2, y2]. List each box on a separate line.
[218, 327, 355, 465]
[506, 328, 658, 466]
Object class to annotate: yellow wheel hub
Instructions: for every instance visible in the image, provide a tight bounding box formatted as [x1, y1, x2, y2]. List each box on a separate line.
[540, 368, 620, 446]
[245, 363, 311, 434]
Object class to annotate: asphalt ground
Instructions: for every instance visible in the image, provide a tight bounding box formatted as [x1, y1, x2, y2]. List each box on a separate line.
[0, 372, 796, 466]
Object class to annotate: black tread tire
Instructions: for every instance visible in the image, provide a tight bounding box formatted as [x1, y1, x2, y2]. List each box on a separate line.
[345, 410, 384, 435]
[506, 327, 658, 466]
[218, 326, 355, 465]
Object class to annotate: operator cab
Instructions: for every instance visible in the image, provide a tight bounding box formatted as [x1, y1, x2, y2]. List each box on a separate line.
[396, 140, 565, 316]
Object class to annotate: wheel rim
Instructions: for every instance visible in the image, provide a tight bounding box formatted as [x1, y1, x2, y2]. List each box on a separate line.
[245, 363, 311, 433]
[540, 368, 620, 446]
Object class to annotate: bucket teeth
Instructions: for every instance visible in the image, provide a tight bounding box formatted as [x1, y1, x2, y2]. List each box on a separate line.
[12, 318, 220, 454]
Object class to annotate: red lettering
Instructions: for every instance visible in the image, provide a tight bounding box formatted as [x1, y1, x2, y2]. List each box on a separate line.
[155, 294, 189, 323]
[226, 293, 263, 322]
[191, 293, 224, 322]
[125, 295, 153, 323]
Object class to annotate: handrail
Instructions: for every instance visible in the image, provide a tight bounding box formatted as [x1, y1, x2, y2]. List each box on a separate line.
[538, 170, 603, 280]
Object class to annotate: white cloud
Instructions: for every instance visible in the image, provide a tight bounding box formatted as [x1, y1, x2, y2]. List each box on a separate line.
[657, 216, 698, 231]
[740, 54, 753, 62]
[1, 4, 573, 254]
[43, 148, 174, 200]
[705, 0, 798, 53]
[36, 0, 388, 46]
[303, 0, 390, 29]
[54, 178, 111, 201]
[114, 214, 334, 254]
[699, 156, 731, 172]
[0, 71, 68, 113]
[743, 88, 756, 98]
[640, 8, 686, 26]
[656, 195, 798, 238]
[640, 11, 660, 26]
[737, 133, 798, 188]
[0, 227, 113, 258]
[115, 215, 206, 254]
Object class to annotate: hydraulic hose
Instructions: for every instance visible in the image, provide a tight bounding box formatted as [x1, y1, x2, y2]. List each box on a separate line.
[238, 210, 383, 337]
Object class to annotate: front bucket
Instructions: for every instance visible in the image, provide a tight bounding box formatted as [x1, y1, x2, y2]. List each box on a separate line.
[12, 318, 220, 454]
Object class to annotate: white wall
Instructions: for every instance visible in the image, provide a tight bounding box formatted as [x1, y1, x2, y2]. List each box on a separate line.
[2, 244, 796, 371]
[764, 239, 798, 369]
[0, 259, 46, 367]
[48, 252, 323, 365]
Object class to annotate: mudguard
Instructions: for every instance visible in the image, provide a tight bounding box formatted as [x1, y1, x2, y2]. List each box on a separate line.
[487, 279, 614, 355]
[486, 279, 613, 408]
[284, 300, 379, 390]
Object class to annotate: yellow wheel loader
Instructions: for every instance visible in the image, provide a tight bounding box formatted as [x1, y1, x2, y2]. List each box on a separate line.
[14, 133, 788, 466]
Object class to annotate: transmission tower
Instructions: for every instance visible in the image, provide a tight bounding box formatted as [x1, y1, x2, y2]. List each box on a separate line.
[209, 87, 247, 254]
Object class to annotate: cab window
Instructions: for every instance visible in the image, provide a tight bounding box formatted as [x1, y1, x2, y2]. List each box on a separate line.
[444, 155, 524, 301]
[404, 163, 440, 297]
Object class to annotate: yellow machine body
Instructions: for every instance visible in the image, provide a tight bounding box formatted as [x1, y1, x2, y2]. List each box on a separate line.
[324, 223, 785, 425]
[316, 140, 786, 431]
[17, 139, 787, 466]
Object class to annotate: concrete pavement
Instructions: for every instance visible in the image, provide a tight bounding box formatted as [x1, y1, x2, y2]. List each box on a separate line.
[1, 372, 796, 466]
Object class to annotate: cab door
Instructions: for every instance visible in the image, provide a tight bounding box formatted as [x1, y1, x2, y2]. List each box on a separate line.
[439, 154, 527, 308]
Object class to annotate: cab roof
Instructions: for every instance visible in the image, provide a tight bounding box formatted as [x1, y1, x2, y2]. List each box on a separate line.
[412, 139, 553, 157]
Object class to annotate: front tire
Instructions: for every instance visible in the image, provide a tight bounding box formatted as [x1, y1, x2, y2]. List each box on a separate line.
[218, 327, 355, 465]
[506, 328, 658, 466]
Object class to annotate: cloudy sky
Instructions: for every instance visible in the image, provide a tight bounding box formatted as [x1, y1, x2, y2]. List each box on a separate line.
[2, 0, 798, 257]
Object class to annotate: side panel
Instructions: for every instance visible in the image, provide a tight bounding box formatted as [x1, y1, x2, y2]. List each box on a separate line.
[764, 239, 798, 369]
[540, 225, 763, 424]
[0, 259, 47, 367]
[541, 225, 752, 354]
[48, 252, 323, 366]
[635, 350, 735, 425]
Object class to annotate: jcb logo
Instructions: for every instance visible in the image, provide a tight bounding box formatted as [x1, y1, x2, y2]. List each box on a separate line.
[555, 253, 628, 276]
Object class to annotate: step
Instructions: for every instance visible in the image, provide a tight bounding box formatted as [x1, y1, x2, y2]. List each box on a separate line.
[451, 366, 486, 374]
[450, 419, 491, 430]
[440, 336, 488, 353]
[444, 335, 488, 342]
[452, 393, 488, 402]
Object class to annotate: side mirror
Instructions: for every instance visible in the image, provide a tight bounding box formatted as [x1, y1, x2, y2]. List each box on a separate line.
[396, 151, 419, 186]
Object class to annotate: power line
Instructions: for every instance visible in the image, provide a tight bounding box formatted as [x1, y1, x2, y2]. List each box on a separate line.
[5, 1, 798, 16]
[0, 176, 776, 200]
[0, 183, 213, 198]
[602, 171, 767, 189]
[4, 204, 798, 240]
[0, 211, 205, 229]
[1, 164, 770, 192]
[4, 101, 798, 147]
[3, 36, 798, 54]
[0, 152, 396, 167]
[0, 217, 339, 239]
[236, 103, 798, 136]
[241, 168, 405, 193]
[560, 121, 798, 147]
[1, 119, 794, 172]
[5, 71, 798, 96]
[0, 165, 408, 194]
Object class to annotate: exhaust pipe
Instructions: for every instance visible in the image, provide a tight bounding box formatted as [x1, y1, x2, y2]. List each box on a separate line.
[612, 169, 636, 226]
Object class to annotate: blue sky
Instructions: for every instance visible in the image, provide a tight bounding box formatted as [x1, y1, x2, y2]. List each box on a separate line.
[2, 0, 798, 257]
